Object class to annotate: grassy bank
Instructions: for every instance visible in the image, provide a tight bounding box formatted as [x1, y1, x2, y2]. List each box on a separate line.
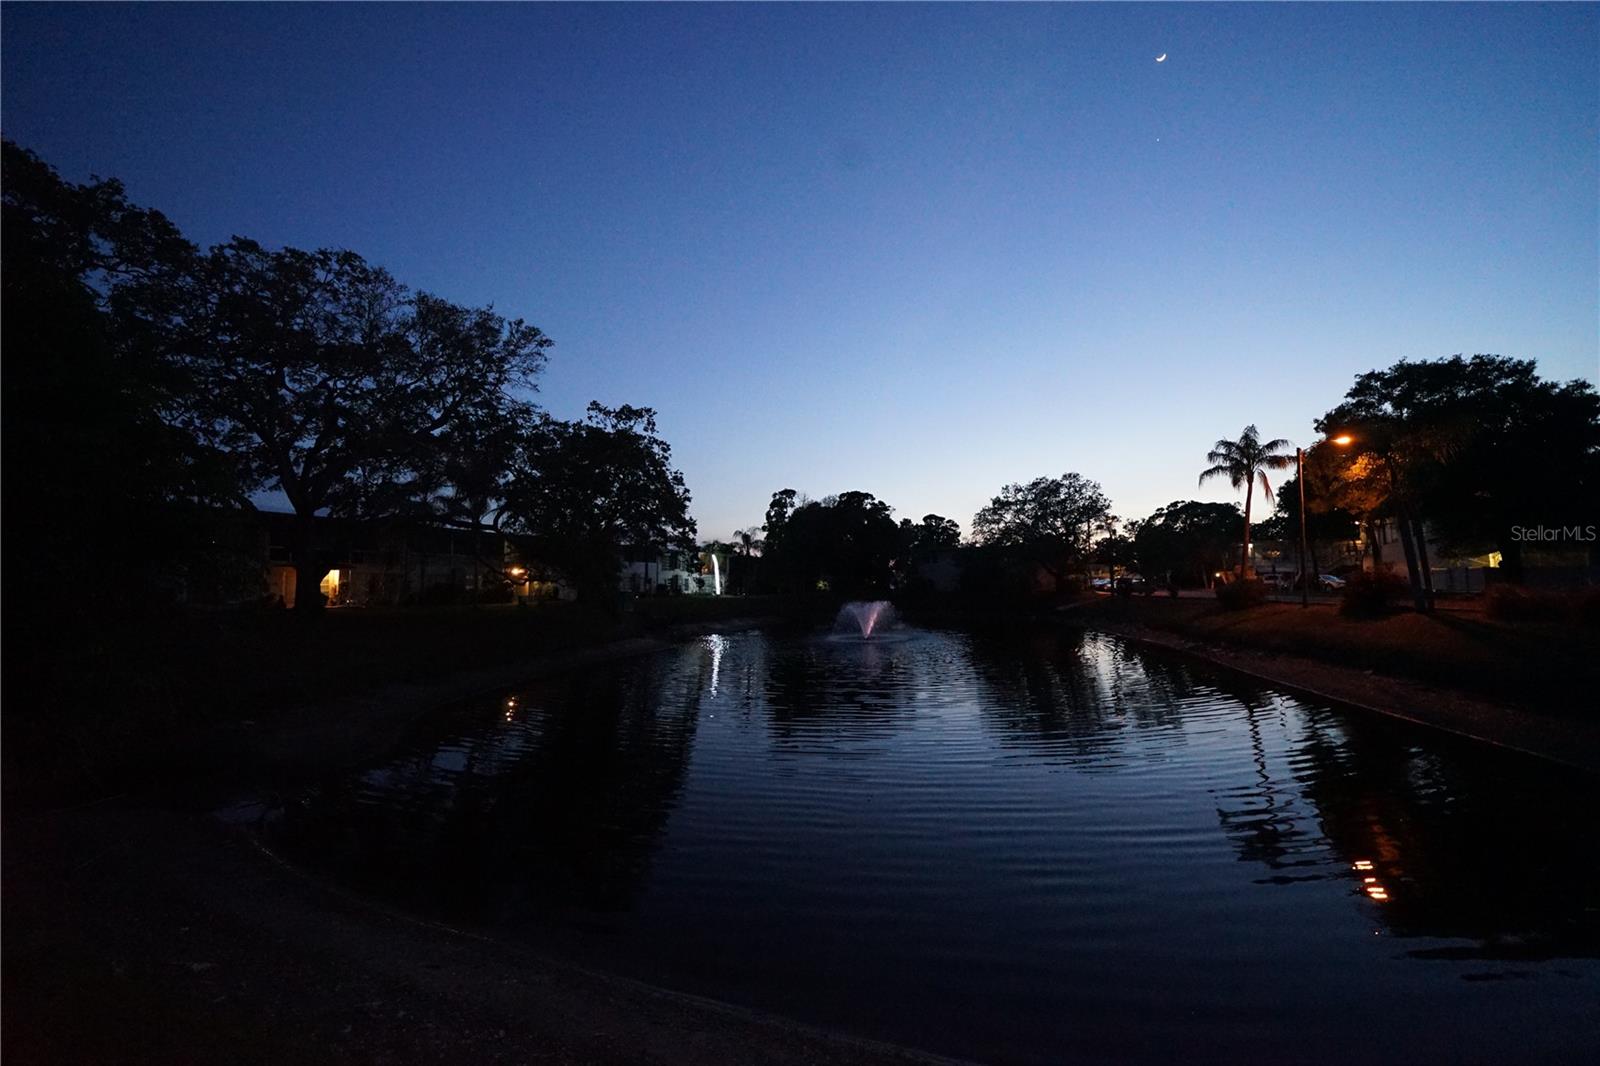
[1073, 596, 1600, 716]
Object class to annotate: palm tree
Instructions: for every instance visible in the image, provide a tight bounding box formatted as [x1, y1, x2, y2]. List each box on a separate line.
[1199, 425, 1294, 579]
[732, 527, 764, 558]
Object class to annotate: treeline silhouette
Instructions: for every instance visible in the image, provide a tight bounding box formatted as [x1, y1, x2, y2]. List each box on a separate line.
[736, 346, 1600, 606]
[735, 476, 1116, 603]
[1306, 355, 1599, 604]
[1, 140, 696, 618]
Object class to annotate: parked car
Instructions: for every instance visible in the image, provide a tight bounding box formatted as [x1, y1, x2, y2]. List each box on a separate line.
[1091, 577, 1112, 591]
[1114, 575, 1152, 596]
[1257, 572, 1294, 590]
[1287, 573, 1348, 592]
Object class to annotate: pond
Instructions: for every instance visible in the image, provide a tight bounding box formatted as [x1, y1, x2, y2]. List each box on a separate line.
[265, 626, 1599, 1064]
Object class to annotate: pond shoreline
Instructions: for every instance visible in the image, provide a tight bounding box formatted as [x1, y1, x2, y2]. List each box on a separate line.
[6, 612, 976, 1066]
[154, 613, 794, 802]
[1067, 610, 1600, 774]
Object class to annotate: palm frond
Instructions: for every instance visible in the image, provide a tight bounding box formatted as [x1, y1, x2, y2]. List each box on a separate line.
[1202, 424, 1298, 501]
[1206, 443, 1242, 465]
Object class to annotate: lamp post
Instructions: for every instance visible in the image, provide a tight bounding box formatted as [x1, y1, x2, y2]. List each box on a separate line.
[1297, 447, 1309, 607]
[1299, 434, 1355, 607]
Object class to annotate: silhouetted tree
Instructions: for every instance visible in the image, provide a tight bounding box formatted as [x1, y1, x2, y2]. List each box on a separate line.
[767, 490, 901, 597]
[1093, 516, 1135, 586]
[1198, 425, 1293, 579]
[971, 473, 1111, 593]
[727, 527, 764, 594]
[1297, 443, 1391, 570]
[894, 514, 961, 588]
[762, 490, 799, 550]
[1, 140, 243, 610]
[911, 513, 962, 551]
[1131, 500, 1244, 588]
[149, 240, 551, 610]
[501, 404, 696, 607]
[1272, 472, 1359, 580]
[1318, 355, 1600, 587]
[732, 527, 764, 557]
[758, 489, 801, 592]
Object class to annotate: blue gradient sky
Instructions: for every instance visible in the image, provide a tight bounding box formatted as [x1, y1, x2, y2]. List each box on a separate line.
[5, 3, 1596, 538]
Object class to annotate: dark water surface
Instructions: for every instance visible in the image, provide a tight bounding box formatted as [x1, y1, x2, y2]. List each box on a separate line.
[267, 628, 1600, 1063]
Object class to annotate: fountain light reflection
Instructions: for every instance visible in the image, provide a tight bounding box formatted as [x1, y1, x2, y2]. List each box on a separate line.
[705, 633, 726, 697]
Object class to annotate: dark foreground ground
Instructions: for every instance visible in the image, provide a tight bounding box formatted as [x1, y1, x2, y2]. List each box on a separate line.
[3, 803, 962, 1066]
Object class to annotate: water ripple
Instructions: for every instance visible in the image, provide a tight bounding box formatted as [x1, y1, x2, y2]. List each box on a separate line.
[267, 626, 1600, 1065]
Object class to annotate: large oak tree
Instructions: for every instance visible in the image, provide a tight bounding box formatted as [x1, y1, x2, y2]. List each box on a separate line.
[152, 239, 550, 609]
[2, 141, 242, 610]
[971, 473, 1111, 591]
[1317, 354, 1600, 590]
[501, 404, 696, 606]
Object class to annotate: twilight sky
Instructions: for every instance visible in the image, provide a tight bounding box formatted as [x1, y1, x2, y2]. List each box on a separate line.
[4, 2, 1596, 540]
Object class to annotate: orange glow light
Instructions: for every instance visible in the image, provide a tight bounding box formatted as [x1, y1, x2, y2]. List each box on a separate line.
[1353, 860, 1374, 870]
[1331, 435, 1354, 446]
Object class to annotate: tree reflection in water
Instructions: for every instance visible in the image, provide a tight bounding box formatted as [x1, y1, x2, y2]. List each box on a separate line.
[1267, 705, 1598, 963]
[273, 652, 706, 925]
[266, 626, 1599, 1062]
[961, 627, 1599, 962]
[965, 628, 1209, 768]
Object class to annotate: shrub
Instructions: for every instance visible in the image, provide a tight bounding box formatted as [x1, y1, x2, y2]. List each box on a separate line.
[1486, 584, 1600, 626]
[1580, 588, 1600, 628]
[1339, 570, 1408, 618]
[1485, 585, 1542, 621]
[417, 583, 464, 606]
[1215, 578, 1267, 610]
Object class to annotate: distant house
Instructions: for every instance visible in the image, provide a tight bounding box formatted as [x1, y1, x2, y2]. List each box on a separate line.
[1355, 518, 1597, 591]
[1347, 518, 1488, 593]
[620, 545, 732, 596]
[257, 513, 571, 608]
[1246, 537, 1362, 579]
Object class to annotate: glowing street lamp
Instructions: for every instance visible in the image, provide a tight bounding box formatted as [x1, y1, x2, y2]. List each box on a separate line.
[1298, 433, 1355, 607]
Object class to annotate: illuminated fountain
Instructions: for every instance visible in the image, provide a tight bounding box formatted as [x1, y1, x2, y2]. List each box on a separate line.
[712, 553, 723, 595]
[835, 600, 895, 639]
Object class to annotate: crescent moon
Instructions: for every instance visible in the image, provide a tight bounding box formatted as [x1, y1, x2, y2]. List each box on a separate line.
[1156, 54, 1167, 62]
